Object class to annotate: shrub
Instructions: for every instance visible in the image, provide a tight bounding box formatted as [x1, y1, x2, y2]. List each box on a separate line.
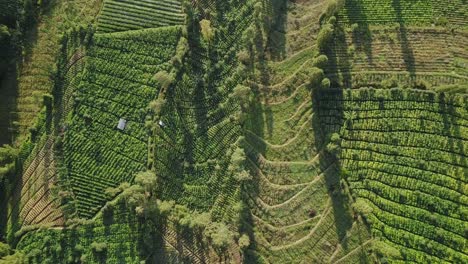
[312, 54, 328, 68]
[321, 78, 331, 89]
[317, 23, 334, 51]
[90, 242, 107, 253]
[238, 234, 250, 250]
[0, 242, 10, 258]
[153, 71, 174, 91]
[200, 19, 214, 42]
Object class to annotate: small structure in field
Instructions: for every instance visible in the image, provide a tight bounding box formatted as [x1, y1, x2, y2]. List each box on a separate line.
[117, 118, 127, 131]
[158, 120, 165, 127]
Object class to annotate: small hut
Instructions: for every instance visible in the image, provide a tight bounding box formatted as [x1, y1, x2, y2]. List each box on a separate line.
[117, 118, 127, 131]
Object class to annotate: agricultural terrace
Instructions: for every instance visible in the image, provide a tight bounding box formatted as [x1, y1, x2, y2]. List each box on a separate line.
[14, 0, 103, 140]
[97, 0, 185, 33]
[317, 88, 468, 263]
[64, 26, 182, 218]
[1, 0, 467, 263]
[237, 0, 374, 263]
[16, 202, 143, 263]
[337, 0, 467, 27]
[152, 0, 256, 219]
[324, 0, 468, 92]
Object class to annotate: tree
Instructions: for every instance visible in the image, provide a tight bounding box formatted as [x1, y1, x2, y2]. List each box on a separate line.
[321, 78, 331, 89]
[0, 25, 10, 42]
[237, 50, 250, 66]
[353, 199, 373, 215]
[313, 54, 328, 68]
[0, 251, 24, 263]
[134, 170, 157, 193]
[234, 170, 252, 182]
[191, 212, 211, 230]
[90, 242, 107, 253]
[317, 23, 334, 52]
[238, 234, 250, 250]
[308, 67, 325, 87]
[0, 145, 17, 181]
[200, 19, 214, 43]
[153, 71, 174, 91]
[157, 200, 175, 216]
[204, 222, 234, 251]
[149, 98, 166, 117]
[0, 242, 10, 258]
[42, 93, 53, 108]
[121, 185, 145, 209]
[231, 85, 253, 110]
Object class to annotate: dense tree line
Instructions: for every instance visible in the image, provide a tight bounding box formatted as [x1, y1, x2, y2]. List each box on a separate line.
[0, 0, 42, 80]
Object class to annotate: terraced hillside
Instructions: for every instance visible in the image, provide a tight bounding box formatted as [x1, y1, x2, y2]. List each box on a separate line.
[327, 0, 468, 91]
[16, 202, 143, 263]
[96, 0, 185, 33]
[1, 0, 467, 263]
[64, 26, 182, 218]
[239, 0, 374, 262]
[153, 0, 254, 216]
[3, 27, 91, 241]
[317, 88, 468, 263]
[337, 0, 467, 26]
[13, 0, 103, 140]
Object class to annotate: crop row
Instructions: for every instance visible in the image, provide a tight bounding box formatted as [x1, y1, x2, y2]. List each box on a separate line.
[318, 88, 467, 262]
[337, 0, 467, 26]
[63, 27, 181, 218]
[97, 0, 184, 33]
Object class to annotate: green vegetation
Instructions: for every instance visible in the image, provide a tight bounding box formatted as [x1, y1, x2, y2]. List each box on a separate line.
[338, 0, 467, 27]
[97, 0, 185, 33]
[318, 88, 468, 263]
[0, 0, 467, 263]
[64, 26, 182, 218]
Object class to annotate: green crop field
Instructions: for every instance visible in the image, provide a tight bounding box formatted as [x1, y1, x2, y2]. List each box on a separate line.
[318, 88, 468, 263]
[0, 0, 466, 263]
[96, 0, 185, 33]
[64, 26, 182, 218]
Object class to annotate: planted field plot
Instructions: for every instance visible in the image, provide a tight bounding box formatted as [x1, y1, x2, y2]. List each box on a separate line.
[16, 202, 143, 263]
[244, 72, 372, 264]
[65, 26, 182, 218]
[152, 0, 255, 217]
[241, 2, 372, 258]
[6, 137, 63, 232]
[96, 0, 185, 33]
[13, 0, 103, 140]
[318, 88, 468, 263]
[327, 26, 468, 89]
[337, 0, 467, 27]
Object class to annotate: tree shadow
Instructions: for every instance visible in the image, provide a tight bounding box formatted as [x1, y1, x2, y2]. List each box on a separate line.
[0, 66, 18, 146]
[392, 0, 416, 79]
[326, 25, 353, 88]
[265, 0, 288, 61]
[438, 93, 466, 198]
[312, 88, 354, 251]
[344, 0, 374, 67]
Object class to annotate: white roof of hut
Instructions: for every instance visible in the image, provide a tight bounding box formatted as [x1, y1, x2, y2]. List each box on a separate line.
[117, 118, 127, 130]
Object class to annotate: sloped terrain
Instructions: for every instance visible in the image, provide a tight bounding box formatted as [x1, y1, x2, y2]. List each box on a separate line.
[1, 0, 467, 263]
[318, 88, 468, 263]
